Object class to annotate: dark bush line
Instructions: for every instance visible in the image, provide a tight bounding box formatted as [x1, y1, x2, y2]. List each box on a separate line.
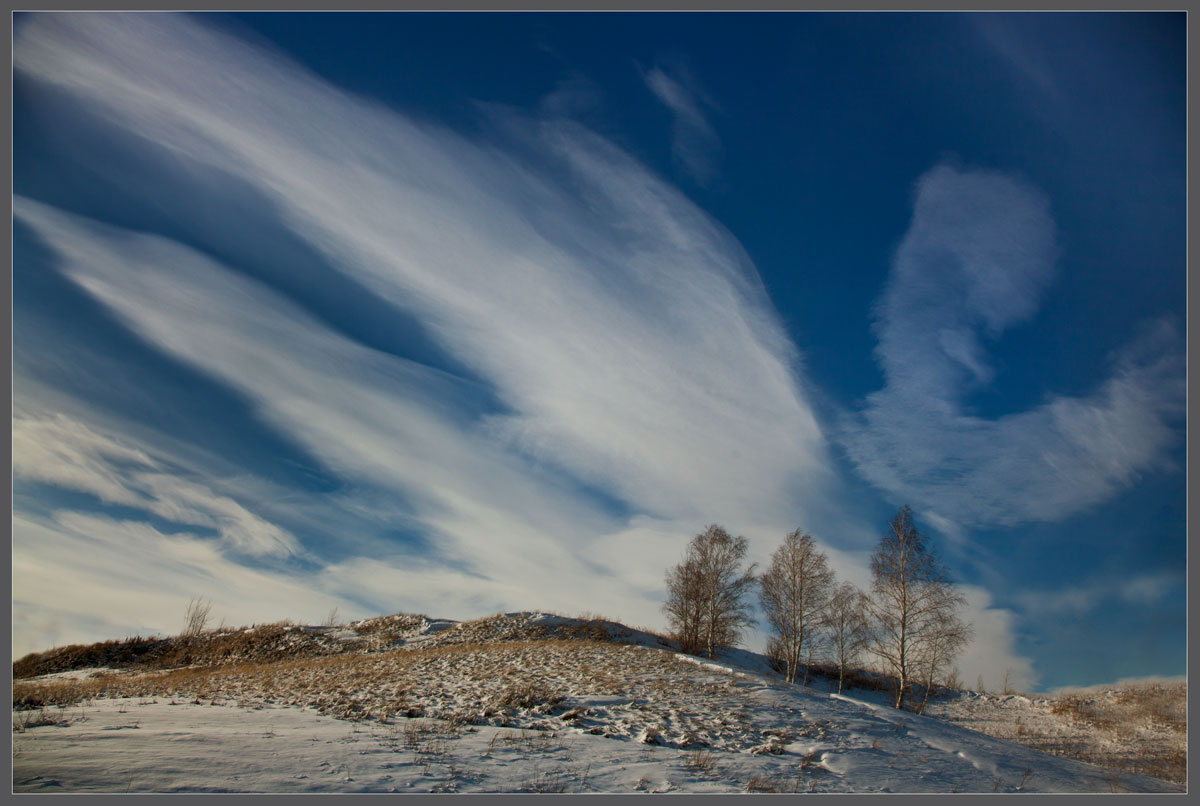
[760, 655, 955, 707]
[12, 623, 347, 679]
[14, 635, 172, 679]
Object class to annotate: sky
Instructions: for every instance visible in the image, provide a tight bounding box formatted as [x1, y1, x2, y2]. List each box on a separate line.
[11, 12, 1186, 692]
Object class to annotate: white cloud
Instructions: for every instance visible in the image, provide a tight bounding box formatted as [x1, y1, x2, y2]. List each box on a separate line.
[13, 409, 300, 559]
[12, 409, 159, 506]
[1014, 569, 1184, 618]
[12, 513, 341, 657]
[643, 64, 721, 185]
[841, 164, 1185, 532]
[955, 586, 1037, 693]
[14, 13, 826, 530]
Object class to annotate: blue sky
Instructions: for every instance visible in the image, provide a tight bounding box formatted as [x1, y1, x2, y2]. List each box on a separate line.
[12, 12, 1185, 692]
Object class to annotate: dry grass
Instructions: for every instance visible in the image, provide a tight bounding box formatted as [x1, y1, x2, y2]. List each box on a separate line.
[13, 610, 671, 692]
[521, 765, 571, 793]
[12, 707, 75, 732]
[13, 621, 353, 679]
[1035, 682, 1187, 784]
[931, 680, 1187, 786]
[14, 639, 627, 723]
[745, 773, 801, 793]
[12, 633, 777, 761]
[399, 718, 461, 752]
[350, 613, 429, 637]
[14, 636, 169, 679]
[492, 681, 563, 712]
[682, 749, 716, 772]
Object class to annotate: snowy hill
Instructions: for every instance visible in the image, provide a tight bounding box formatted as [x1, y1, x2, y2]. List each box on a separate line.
[12, 611, 1185, 793]
[924, 680, 1187, 785]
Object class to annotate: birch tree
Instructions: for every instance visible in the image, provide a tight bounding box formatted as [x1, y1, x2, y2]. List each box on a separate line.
[759, 529, 834, 684]
[664, 525, 756, 659]
[663, 546, 706, 654]
[866, 505, 968, 710]
[913, 586, 971, 714]
[825, 582, 870, 694]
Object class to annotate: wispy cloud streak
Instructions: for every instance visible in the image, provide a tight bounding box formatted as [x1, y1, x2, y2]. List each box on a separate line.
[13, 409, 300, 559]
[15, 13, 823, 528]
[643, 64, 721, 185]
[841, 164, 1185, 531]
[1015, 569, 1185, 618]
[969, 15, 1065, 105]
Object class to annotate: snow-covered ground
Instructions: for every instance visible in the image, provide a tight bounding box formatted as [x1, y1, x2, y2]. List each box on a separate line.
[7, 691, 1170, 794]
[924, 682, 1187, 786]
[12, 613, 1186, 793]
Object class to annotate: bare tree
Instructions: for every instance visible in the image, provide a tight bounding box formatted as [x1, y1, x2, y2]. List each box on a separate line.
[865, 505, 969, 710]
[825, 582, 870, 694]
[759, 529, 834, 684]
[697, 525, 758, 659]
[182, 597, 213, 638]
[764, 635, 787, 674]
[913, 585, 971, 714]
[664, 525, 757, 659]
[801, 634, 825, 687]
[664, 547, 706, 655]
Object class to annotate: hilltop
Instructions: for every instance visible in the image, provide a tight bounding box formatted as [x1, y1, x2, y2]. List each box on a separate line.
[12, 611, 1185, 793]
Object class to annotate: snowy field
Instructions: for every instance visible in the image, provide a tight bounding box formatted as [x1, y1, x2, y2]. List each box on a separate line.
[925, 680, 1187, 785]
[9, 692, 1177, 794]
[12, 613, 1186, 793]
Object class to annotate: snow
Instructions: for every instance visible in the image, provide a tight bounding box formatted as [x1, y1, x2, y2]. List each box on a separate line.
[19, 694, 1174, 794]
[21, 667, 121, 683]
[11, 613, 1186, 793]
[922, 683, 1187, 785]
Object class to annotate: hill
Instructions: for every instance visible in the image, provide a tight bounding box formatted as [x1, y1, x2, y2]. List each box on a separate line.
[12, 611, 1185, 793]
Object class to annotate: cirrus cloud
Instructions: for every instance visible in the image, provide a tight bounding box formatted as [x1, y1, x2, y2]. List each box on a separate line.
[643, 63, 722, 185]
[840, 164, 1185, 532]
[15, 12, 825, 528]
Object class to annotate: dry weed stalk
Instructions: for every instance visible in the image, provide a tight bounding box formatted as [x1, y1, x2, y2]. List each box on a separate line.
[682, 749, 716, 772]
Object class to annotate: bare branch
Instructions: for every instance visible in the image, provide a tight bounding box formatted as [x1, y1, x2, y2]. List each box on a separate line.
[759, 529, 834, 684]
[663, 524, 756, 658]
[181, 597, 213, 638]
[865, 506, 970, 710]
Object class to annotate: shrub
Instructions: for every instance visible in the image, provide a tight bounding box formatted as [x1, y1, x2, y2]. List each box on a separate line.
[182, 598, 213, 638]
[493, 681, 563, 712]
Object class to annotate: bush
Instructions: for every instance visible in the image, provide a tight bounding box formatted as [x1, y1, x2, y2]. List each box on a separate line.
[182, 598, 213, 637]
[493, 681, 563, 712]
